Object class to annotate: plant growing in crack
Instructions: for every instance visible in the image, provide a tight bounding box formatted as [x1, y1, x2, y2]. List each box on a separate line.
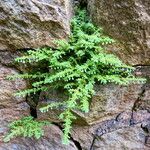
[6, 9, 145, 144]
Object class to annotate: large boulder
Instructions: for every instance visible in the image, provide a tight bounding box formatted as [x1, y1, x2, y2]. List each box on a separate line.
[0, 0, 72, 50]
[88, 0, 150, 65]
[93, 125, 149, 150]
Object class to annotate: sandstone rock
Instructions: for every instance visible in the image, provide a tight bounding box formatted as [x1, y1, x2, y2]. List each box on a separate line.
[0, 125, 78, 150]
[88, 0, 150, 65]
[0, 65, 29, 142]
[0, 0, 72, 50]
[133, 66, 150, 111]
[75, 83, 143, 124]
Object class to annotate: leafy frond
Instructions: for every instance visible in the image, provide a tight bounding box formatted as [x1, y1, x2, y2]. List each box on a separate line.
[4, 116, 50, 142]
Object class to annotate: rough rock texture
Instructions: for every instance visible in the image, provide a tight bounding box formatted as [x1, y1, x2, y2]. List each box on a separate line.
[0, 64, 29, 142]
[0, 0, 72, 50]
[37, 66, 150, 149]
[0, 0, 150, 149]
[0, 125, 78, 150]
[37, 69, 145, 125]
[88, 0, 150, 65]
[93, 125, 149, 150]
[0, 0, 74, 148]
[71, 110, 150, 150]
[0, 60, 78, 149]
[74, 83, 143, 125]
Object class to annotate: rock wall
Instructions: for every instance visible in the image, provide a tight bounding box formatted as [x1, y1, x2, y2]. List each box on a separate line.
[0, 0, 150, 150]
[0, 0, 76, 149]
[88, 0, 150, 65]
[0, 0, 72, 50]
[38, 66, 150, 150]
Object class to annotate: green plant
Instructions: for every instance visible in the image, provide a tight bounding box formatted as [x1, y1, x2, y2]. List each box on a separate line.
[7, 9, 145, 144]
[4, 116, 50, 142]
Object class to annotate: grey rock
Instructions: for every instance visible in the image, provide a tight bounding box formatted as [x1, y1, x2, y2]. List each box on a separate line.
[93, 125, 149, 150]
[70, 110, 150, 150]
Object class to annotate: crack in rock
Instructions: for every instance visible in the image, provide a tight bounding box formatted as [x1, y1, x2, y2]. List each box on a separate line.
[141, 120, 150, 144]
[52, 122, 83, 150]
[89, 110, 150, 150]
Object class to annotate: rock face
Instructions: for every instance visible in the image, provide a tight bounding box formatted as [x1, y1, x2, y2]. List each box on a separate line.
[93, 125, 149, 150]
[88, 0, 150, 65]
[0, 0, 74, 149]
[71, 110, 150, 150]
[74, 83, 143, 124]
[38, 83, 143, 125]
[0, 0, 72, 50]
[0, 51, 78, 149]
[0, 64, 29, 142]
[0, 0, 150, 149]
[38, 67, 147, 125]
[37, 66, 150, 149]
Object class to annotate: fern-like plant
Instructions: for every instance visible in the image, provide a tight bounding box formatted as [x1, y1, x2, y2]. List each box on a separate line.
[4, 116, 50, 142]
[7, 9, 145, 144]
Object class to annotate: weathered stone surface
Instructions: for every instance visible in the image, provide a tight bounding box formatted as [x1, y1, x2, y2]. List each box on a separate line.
[37, 89, 66, 123]
[71, 110, 150, 150]
[75, 83, 143, 124]
[0, 64, 76, 149]
[0, 1, 150, 149]
[0, 125, 78, 150]
[0, 65, 29, 142]
[38, 83, 143, 125]
[71, 125, 93, 150]
[93, 125, 149, 150]
[88, 0, 150, 65]
[38, 66, 150, 125]
[0, 0, 72, 50]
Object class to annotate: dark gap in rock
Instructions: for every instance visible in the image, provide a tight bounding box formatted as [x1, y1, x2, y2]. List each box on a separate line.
[52, 122, 82, 150]
[79, 0, 87, 8]
[133, 64, 150, 67]
[16, 48, 35, 51]
[30, 107, 37, 118]
[26, 92, 40, 119]
[74, 0, 87, 9]
[69, 136, 82, 150]
[141, 120, 150, 144]
[52, 122, 63, 130]
[90, 136, 96, 150]
[115, 111, 124, 121]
